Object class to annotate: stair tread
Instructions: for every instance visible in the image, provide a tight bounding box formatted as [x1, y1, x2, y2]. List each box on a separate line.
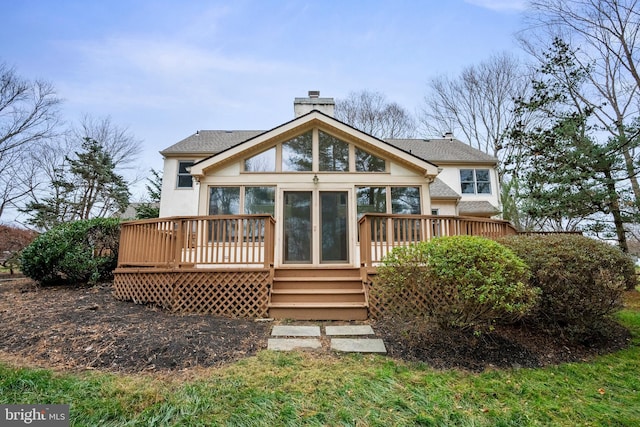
[269, 302, 367, 308]
[273, 276, 362, 281]
[271, 289, 364, 294]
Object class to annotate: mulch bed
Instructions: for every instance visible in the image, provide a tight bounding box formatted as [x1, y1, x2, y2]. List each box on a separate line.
[0, 276, 634, 373]
[0, 278, 270, 373]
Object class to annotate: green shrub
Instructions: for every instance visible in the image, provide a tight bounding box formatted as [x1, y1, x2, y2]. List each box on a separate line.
[377, 236, 538, 332]
[499, 234, 634, 339]
[20, 218, 121, 286]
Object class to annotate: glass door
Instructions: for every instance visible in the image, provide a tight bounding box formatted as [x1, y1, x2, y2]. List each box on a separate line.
[283, 191, 312, 263]
[320, 191, 349, 263]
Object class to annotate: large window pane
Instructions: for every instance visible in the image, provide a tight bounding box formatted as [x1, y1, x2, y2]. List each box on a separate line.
[319, 131, 349, 171]
[391, 187, 421, 214]
[355, 148, 385, 172]
[245, 147, 276, 172]
[357, 187, 387, 218]
[244, 186, 275, 215]
[282, 131, 312, 171]
[208, 187, 240, 215]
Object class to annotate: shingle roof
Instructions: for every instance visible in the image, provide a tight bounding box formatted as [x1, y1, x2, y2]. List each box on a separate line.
[429, 178, 460, 199]
[458, 201, 500, 215]
[160, 130, 265, 155]
[160, 129, 497, 165]
[385, 139, 497, 164]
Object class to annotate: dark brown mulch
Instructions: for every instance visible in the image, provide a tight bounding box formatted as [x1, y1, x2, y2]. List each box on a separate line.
[374, 316, 632, 372]
[0, 278, 270, 373]
[0, 276, 634, 373]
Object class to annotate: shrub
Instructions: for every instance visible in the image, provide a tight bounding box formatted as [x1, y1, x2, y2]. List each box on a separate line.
[377, 236, 538, 332]
[499, 234, 633, 339]
[20, 218, 121, 286]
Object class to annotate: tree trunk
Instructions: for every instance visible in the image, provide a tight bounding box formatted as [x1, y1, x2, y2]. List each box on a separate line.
[604, 169, 628, 252]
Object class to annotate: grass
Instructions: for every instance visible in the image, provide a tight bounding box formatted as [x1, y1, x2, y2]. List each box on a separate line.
[2, 298, 640, 426]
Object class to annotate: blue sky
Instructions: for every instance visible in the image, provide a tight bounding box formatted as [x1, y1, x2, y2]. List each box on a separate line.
[1, 0, 526, 198]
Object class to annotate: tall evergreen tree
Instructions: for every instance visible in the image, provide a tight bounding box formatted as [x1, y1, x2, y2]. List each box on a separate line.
[22, 138, 130, 230]
[506, 38, 637, 251]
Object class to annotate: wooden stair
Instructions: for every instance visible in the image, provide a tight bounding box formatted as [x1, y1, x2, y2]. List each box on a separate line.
[268, 268, 368, 320]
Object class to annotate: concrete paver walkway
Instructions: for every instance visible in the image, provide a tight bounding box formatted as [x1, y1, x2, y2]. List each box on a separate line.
[267, 324, 386, 354]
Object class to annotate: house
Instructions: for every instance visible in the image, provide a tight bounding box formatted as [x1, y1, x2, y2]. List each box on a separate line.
[114, 92, 515, 320]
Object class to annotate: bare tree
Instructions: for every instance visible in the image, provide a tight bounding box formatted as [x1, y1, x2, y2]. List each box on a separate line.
[72, 114, 142, 171]
[335, 90, 417, 139]
[0, 61, 62, 219]
[419, 52, 530, 160]
[522, 0, 640, 206]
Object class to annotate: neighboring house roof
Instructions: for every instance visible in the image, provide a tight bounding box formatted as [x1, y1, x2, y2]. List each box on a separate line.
[458, 201, 500, 215]
[429, 178, 460, 200]
[114, 203, 160, 219]
[385, 139, 497, 164]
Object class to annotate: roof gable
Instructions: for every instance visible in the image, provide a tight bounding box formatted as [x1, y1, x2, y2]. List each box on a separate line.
[188, 111, 440, 177]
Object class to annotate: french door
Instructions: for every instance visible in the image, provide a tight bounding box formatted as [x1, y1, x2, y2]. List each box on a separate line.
[283, 190, 349, 264]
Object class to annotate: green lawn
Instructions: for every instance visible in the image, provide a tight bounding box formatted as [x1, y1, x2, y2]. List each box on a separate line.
[1, 304, 639, 426]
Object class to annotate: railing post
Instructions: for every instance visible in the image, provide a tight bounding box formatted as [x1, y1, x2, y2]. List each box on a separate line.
[173, 219, 183, 269]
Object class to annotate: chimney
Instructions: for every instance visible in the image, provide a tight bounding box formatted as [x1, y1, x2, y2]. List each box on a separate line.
[443, 131, 454, 140]
[293, 90, 335, 117]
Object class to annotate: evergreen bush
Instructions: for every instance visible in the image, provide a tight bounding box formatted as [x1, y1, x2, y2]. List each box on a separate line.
[21, 218, 120, 286]
[499, 234, 633, 339]
[377, 236, 538, 332]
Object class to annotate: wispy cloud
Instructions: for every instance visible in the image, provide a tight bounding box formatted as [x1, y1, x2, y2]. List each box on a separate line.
[465, 0, 528, 12]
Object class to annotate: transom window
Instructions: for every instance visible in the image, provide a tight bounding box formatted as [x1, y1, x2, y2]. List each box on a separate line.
[282, 131, 313, 172]
[460, 169, 491, 194]
[243, 129, 386, 173]
[177, 160, 195, 188]
[319, 131, 349, 171]
[355, 147, 385, 172]
[245, 147, 276, 172]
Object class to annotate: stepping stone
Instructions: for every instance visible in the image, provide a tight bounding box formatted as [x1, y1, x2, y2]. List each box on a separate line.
[331, 338, 387, 353]
[271, 325, 321, 337]
[325, 325, 375, 336]
[268, 338, 322, 351]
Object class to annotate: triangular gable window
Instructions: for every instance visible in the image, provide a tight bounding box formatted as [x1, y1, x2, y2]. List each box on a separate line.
[245, 147, 276, 172]
[355, 147, 385, 172]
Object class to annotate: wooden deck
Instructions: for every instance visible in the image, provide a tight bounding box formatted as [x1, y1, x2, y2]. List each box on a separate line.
[114, 214, 518, 320]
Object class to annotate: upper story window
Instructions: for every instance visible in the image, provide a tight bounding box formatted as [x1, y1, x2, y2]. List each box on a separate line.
[460, 169, 491, 194]
[282, 131, 313, 171]
[177, 161, 195, 188]
[245, 147, 276, 172]
[355, 147, 386, 172]
[319, 131, 349, 171]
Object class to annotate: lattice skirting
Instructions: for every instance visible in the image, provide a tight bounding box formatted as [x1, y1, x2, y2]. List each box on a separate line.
[113, 268, 270, 318]
[366, 272, 431, 321]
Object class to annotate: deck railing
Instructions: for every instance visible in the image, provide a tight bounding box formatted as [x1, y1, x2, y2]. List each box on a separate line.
[358, 214, 518, 268]
[117, 214, 276, 269]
